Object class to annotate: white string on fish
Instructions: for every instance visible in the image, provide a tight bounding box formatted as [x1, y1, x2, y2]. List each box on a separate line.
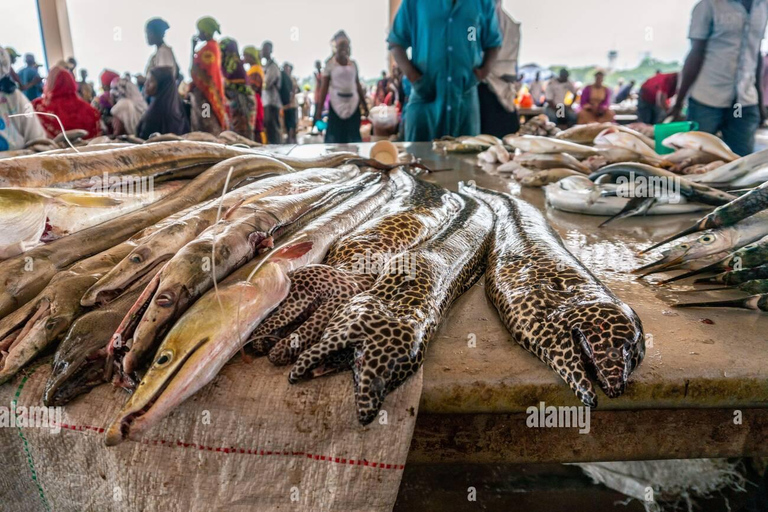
[9, 111, 81, 153]
[211, 166, 235, 315]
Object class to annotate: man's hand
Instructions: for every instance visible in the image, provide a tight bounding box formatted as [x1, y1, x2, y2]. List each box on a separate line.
[406, 69, 423, 84]
[666, 102, 683, 121]
[474, 66, 490, 82]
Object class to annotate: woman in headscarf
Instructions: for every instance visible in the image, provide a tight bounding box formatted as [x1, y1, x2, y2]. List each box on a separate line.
[0, 47, 47, 150]
[93, 69, 120, 135]
[243, 45, 265, 142]
[220, 37, 255, 139]
[110, 77, 148, 136]
[189, 16, 228, 135]
[136, 66, 190, 139]
[32, 65, 101, 139]
[313, 31, 369, 143]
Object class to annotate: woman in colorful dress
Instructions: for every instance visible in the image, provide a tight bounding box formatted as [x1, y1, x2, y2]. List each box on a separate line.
[578, 70, 614, 124]
[220, 37, 255, 139]
[189, 16, 228, 135]
[32, 64, 101, 139]
[243, 45, 265, 143]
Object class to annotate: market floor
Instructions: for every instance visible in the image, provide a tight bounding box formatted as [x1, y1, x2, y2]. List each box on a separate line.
[394, 463, 764, 511]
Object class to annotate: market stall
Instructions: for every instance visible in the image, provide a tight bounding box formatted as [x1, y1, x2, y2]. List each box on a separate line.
[0, 136, 766, 511]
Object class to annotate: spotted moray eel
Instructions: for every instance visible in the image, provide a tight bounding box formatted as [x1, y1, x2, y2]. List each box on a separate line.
[462, 184, 645, 407]
[250, 170, 461, 364]
[288, 193, 494, 424]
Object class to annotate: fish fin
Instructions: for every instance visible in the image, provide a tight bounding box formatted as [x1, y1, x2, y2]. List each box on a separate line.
[54, 194, 122, 208]
[222, 198, 245, 220]
[273, 241, 314, 261]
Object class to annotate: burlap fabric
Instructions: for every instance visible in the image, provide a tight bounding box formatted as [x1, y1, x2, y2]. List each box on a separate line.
[0, 357, 422, 511]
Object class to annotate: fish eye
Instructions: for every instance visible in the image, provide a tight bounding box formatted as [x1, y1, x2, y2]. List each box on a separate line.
[679, 244, 689, 250]
[699, 235, 715, 245]
[154, 350, 173, 367]
[607, 348, 621, 361]
[130, 254, 143, 264]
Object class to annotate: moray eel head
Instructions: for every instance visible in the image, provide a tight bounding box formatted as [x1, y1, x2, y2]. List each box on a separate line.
[569, 302, 645, 401]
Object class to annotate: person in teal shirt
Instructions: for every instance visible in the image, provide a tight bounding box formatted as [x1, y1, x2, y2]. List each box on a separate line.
[388, 0, 502, 142]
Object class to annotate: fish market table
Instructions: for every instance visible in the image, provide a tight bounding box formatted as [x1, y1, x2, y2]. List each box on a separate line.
[288, 142, 768, 465]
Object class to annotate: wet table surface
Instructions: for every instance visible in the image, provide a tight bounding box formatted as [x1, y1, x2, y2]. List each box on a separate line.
[286, 142, 768, 417]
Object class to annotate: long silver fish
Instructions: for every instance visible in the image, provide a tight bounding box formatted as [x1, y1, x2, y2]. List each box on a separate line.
[80, 165, 361, 306]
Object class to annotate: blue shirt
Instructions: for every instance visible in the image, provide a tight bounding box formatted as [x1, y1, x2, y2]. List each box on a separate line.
[688, 0, 768, 108]
[18, 66, 43, 101]
[388, 0, 502, 141]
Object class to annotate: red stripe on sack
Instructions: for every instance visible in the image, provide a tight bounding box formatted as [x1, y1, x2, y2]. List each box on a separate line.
[50, 421, 405, 470]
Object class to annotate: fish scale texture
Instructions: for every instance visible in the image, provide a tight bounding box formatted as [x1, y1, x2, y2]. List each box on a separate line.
[0, 359, 421, 511]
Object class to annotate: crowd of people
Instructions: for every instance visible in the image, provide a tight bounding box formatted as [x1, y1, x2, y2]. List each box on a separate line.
[1, 0, 766, 155]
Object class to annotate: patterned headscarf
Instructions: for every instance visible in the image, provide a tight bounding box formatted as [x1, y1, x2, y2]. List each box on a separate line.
[196, 16, 221, 38]
[242, 45, 260, 63]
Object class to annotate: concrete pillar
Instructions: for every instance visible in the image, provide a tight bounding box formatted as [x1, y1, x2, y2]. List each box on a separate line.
[36, 0, 75, 68]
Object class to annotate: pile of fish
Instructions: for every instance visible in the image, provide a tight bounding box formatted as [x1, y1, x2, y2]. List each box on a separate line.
[0, 138, 647, 446]
[634, 181, 768, 313]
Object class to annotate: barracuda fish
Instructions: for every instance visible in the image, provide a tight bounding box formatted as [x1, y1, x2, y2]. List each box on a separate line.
[674, 294, 768, 313]
[520, 168, 583, 187]
[249, 174, 461, 363]
[502, 135, 599, 158]
[684, 279, 768, 295]
[0, 154, 295, 319]
[593, 128, 660, 160]
[641, 181, 768, 254]
[0, 182, 184, 260]
[634, 210, 768, 277]
[464, 185, 644, 406]
[696, 264, 768, 286]
[662, 131, 740, 162]
[289, 193, 494, 425]
[687, 149, 768, 187]
[103, 173, 395, 445]
[588, 163, 736, 226]
[544, 177, 709, 217]
[80, 165, 362, 307]
[112, 173, 379, 381]
[556, 123, 656, 148]
[507, 152, 592, 174]
[43, 268, 161, 406]
[659, 234, 768, 284]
